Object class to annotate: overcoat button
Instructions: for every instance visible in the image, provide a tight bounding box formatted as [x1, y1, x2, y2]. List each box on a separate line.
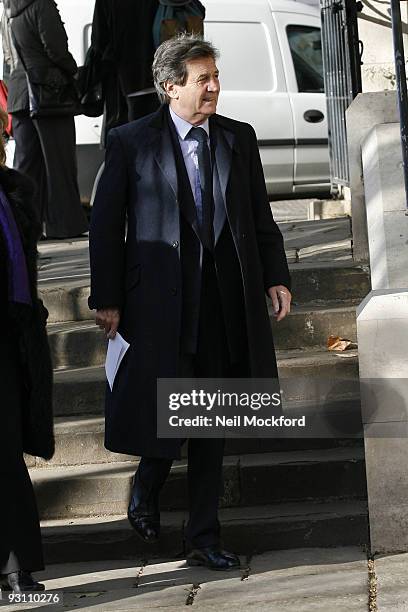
[172, 240, 179, 248]
[171, 287, 178, 295]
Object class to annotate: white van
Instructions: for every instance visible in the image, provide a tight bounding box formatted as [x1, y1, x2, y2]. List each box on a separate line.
[2, 0, 330, 201]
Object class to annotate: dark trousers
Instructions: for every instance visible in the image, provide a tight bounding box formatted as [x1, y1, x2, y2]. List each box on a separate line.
[12, 112, 88, 239]
[0, 328, 44, 575]
[130, 252, 235, 549]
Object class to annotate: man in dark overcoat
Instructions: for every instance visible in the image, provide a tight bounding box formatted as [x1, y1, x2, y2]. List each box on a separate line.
[89, 34, 291, 570]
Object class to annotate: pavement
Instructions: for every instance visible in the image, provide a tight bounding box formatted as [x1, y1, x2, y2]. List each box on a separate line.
[0, 548, 369, 611]
[1, 547, 407, 611]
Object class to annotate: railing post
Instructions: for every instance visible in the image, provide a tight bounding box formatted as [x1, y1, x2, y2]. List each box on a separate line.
[390, 0, 408, 210]
[320, 0, 362, 190]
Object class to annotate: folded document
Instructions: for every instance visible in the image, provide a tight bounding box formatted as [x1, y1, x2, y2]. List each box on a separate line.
[105, 332, 130, 391]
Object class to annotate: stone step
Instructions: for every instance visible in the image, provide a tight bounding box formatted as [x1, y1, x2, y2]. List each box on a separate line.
[41, 499, 369, 563]
[47, 307, 357, 369]
[289, 263, 370, 306]
[278, 348, 359, 379]
[48, 321, 106, 370]
[54, 365, 106, 417]
[30, 447, 366, 521]
[39, 264, 369, 324]
[270, 305, 356, 351]
[52, 349, 358, 418]
[26, 416, 135, 469]
[28, 389, 363, 468]
[40, 280, 90, 325]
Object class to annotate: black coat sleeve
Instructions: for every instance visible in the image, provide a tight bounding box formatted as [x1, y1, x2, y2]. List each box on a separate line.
[248, 125, 291, 291]
[88, 128, 128, 310]
[90, 0, 112, 61]
[36, 0, 77, 76]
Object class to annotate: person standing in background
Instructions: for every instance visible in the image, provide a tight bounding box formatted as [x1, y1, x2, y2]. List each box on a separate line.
[0, 107, 54, 593]
[90, 0, 160, 146]
[1, 0, 88, 239]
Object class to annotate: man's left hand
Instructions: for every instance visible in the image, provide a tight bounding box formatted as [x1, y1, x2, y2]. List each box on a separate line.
[267, 285, 292, 322]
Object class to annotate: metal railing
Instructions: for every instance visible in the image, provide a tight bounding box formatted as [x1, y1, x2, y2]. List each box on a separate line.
[320, 0, 362, 189]
[390, 0, 408, 210]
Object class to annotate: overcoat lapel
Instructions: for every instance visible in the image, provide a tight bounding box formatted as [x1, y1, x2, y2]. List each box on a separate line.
[151, 121, 179, 201]
[211, 117, 238, 241]
[149, 106, 202, 241]
[211, 117, 234, 208]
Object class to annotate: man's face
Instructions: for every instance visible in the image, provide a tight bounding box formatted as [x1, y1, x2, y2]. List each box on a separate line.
[166, 56, 220, 125]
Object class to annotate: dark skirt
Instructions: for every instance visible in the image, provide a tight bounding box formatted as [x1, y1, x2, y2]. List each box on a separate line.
[0, 323, 44, 574]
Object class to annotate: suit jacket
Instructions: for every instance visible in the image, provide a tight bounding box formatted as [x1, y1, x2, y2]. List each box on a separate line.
[89, 105, 290, 459]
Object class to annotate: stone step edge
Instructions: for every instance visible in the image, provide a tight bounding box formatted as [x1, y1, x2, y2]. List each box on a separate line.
[52, 348, 359, 377]
[46, 304, 358, 335]
[41, 499, 368, 534]
[37, 264, 370, 296]
[40, 506, 369, 561]
[50, 414, 363, 440]
[30, 447, 365, 480]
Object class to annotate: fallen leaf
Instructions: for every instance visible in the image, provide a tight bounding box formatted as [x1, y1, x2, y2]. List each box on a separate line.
[327, 335, 357, 351]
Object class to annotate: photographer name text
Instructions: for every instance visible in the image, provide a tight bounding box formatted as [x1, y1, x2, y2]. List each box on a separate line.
[168, 415, 306, 428]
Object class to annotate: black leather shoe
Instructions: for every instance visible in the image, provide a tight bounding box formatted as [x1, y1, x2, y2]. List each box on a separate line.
[0, 571, 45, 593]
[186, 547, 240, 571]
[127, 508, 160, 543]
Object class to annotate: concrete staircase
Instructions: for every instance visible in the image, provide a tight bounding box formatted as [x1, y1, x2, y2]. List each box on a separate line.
[34, 221, 371, 563]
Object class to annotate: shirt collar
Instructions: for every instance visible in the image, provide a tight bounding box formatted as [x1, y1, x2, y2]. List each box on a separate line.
[169, 106, 209, 140]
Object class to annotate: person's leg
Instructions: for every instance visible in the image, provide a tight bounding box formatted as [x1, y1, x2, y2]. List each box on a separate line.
[184, 252, 239, 568]
[33, 116, 88, 239]
[184, 437, 225, 549]
[129, 456, 173, 516]
[0, 333, 44, 586]
[11, 113, 46, 235]
[128, 456, 172, 542]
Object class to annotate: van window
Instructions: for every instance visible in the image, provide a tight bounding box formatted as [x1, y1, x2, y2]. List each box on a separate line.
[286, 26, 324, 93]
[205, 22, 274, 91]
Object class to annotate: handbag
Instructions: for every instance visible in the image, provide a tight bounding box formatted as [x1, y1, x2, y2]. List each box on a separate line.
[24, 65, 80, 118]
[11, 30, 80, 118]
[77, 46, 104, 118]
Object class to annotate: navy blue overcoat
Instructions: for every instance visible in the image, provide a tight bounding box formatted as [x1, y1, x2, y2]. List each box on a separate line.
[89, 105, 290, 459]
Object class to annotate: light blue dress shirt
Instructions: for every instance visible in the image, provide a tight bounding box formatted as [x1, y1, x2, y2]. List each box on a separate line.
[169, 107, 210, 225]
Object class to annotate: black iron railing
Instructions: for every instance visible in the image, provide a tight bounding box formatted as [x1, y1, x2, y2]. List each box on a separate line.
[320, 0, 362, 189]
[390, 0, 408, 210]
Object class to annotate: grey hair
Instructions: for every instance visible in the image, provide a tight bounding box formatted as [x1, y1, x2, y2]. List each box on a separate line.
[152, 33, 219, 104]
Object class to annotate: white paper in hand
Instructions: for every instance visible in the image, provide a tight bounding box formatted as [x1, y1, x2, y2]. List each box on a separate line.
[105, 332, 130, 391]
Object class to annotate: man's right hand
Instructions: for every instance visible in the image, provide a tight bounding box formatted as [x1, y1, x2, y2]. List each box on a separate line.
[95, 308, 121, 339]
